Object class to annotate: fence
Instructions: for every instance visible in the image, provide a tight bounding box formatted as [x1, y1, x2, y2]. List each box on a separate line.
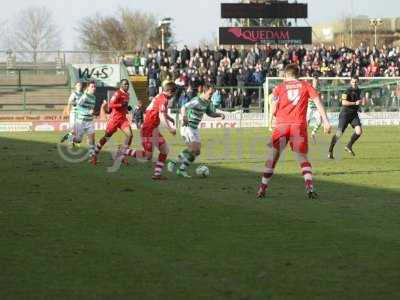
[171, 85, 264, 113]
[0, 50, 122, 67]
[264, 77, 400, 113]
[2, 74, 400, 116]
[0, 65, 71, 111]
[0, 68, 68, 87]
[262, 77, 400, 130]
[0, 86, 71, 111]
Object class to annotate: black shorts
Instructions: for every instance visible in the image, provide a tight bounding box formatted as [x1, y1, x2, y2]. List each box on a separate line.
[337, 111, 361, 133]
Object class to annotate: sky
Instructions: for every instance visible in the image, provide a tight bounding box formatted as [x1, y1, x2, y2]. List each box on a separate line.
[1, 0, 400, 49]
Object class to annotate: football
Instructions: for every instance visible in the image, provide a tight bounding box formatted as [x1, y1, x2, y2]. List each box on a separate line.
[195, 165, 210, 177]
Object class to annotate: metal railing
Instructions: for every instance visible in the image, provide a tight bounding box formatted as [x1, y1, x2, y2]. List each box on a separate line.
[0, 68, 69, 88]
[0, 86, 71, 111]
[169, 85, 264, 112]
[0, 50, 122, 66]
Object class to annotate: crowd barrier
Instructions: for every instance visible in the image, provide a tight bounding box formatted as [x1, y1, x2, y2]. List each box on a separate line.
[0, 111, 399, 132]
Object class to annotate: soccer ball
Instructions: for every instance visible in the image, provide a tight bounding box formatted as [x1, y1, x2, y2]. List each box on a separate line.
[195, 165, 210, 177]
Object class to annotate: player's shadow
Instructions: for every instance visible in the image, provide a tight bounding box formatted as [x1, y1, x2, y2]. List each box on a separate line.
[1, 134, 400, 300]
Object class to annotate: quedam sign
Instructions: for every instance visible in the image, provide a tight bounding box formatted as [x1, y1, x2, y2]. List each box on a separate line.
[219, 27, 312, 45]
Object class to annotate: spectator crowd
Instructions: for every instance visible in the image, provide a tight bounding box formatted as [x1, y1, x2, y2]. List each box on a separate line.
[122, 43, 400, 109]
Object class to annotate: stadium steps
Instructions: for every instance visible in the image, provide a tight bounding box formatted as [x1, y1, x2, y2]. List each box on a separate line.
[20, 74, 68, 86]
[0, 87, 70, 110]
[0, 74, 68, 86]
[130, 75, 148, 104]
[0, 65, 70, 111]
[0, 76, 19, 86]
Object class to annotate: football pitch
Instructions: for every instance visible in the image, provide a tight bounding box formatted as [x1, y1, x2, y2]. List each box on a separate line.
[1, 127, 399, 299]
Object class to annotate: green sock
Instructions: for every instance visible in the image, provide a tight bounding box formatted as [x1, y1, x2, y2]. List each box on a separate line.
[177, 149, 190, 164]
[179, 150, 195, 171]
[312, 122, 321, 134]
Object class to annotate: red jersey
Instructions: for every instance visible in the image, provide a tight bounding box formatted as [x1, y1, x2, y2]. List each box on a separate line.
[109, 89, 130, 120]
[366, 63, 380, 77]
[273, 79, 319, 126]
[142, 93, 168, 129]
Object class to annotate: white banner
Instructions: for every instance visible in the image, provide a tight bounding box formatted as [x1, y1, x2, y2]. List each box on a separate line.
[72, 64, 121, 87]
[359, 112, 400, 126]
[174, 111, 400, 129]
[0, 123, 32, 132]
[0, 112, 398, 132]
[328, 112, 400, 126]
[200, 112, 265, 128]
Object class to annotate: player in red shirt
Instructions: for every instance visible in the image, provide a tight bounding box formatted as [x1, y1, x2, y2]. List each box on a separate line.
[257, 64, 332, 199]
[121, 81, 177, 180]
[95, 79, 133, 163]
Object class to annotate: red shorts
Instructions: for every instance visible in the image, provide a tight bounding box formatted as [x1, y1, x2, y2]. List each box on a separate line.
[270, 124, 308, 154]
[106, 118, 131, 135]
[141, 127, 166, 153]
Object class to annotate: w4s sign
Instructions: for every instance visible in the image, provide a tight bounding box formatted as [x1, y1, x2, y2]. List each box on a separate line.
[72, 64, 121, 87]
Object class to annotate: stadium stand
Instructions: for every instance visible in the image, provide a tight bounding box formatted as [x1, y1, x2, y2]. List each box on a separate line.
[0, 86, 70, 110]
[1, 44, 400, 114]
[0, 66, 70, 112]
[0, 62, 139, 115]
[121, 43, 400, 110]
[124, 44, 400, 81]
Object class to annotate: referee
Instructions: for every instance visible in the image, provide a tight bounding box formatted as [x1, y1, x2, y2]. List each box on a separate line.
[328, 76, 366, 159]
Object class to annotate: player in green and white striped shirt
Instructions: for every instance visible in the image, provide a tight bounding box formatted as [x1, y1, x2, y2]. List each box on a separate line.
[60, 81, 98, 164]
[67, 82, 83, 131]
[307, 77, 323, 143]
[61, 82, 83, 146]
[168, 84, 225, 177]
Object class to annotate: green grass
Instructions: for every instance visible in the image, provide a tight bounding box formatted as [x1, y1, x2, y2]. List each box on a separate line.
[0, 127, 399, 300]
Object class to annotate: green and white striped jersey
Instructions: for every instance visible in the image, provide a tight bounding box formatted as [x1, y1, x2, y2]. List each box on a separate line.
[184, 96, 216, 129]
[68, 91, 83, 113]
[75, 92, 96, 122]
[308, 99, 317, 109]
[308, 81, 319, 109]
